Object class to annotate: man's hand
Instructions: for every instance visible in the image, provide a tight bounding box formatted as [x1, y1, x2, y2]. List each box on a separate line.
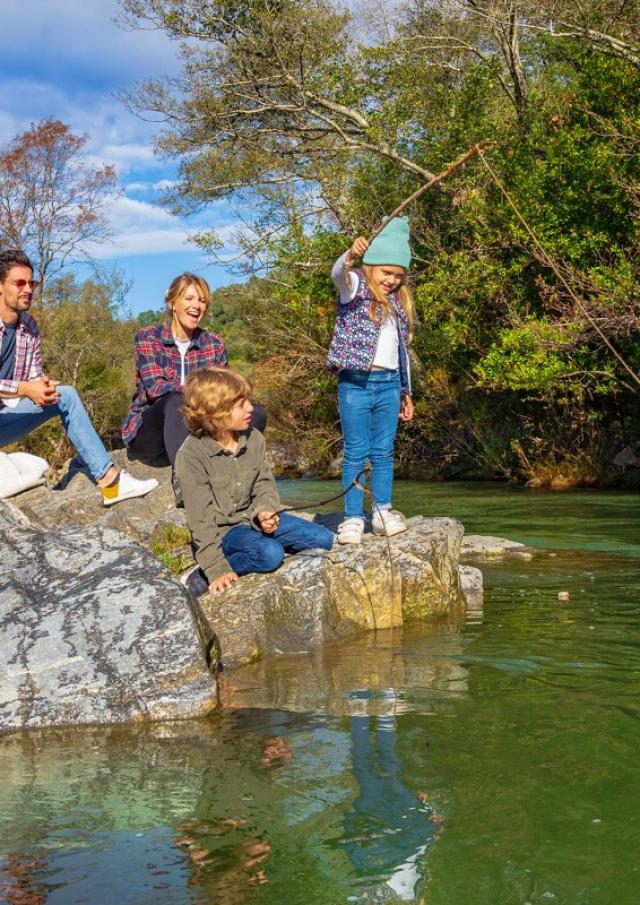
[18, 377, 60, 406]
[399, 394, 414, 422]
[257, 511, 280, 534]
[208, 571, 239, 595]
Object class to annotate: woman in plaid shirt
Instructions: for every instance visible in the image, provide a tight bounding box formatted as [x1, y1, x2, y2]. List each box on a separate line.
[122, 273, 265, 465]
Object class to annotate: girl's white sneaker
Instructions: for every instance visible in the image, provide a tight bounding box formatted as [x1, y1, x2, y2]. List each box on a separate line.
[337, 517, 365, 544]
[371, 509, 407, 537]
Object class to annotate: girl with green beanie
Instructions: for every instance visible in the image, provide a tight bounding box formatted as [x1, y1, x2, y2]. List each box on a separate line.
[327, 217, 415, 544]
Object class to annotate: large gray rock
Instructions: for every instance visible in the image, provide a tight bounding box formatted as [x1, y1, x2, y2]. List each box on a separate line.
[198, 516, 466, 670]
[8, 456, 472, 681]
[0, 499, 217, 733]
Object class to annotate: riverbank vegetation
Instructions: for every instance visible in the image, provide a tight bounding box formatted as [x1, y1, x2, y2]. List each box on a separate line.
[7, 2, 640, 487]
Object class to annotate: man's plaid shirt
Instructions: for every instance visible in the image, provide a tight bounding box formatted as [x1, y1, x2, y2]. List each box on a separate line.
[0, 313, 43, 408]
[122, 323, 227, 444]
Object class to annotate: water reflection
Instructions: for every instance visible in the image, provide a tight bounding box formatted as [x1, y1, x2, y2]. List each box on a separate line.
[340, 702, 442, 904]
[0, 624, 471, 905]
[222, 623, 471, 716]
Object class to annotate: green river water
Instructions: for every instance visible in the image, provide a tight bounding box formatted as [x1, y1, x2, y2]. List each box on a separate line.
[1, 482, 639, 905]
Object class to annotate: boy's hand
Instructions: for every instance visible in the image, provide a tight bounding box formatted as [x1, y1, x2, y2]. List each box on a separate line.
[257, 511, 280, 534]
[347, 236, 369, 263]
[209, 571, 239, 595]
[399, 394, 414, 422]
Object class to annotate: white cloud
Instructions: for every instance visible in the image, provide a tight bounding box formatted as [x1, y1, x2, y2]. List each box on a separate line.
[87, 195, 238, 259]
[124, 181, 151, 193]
[153, 179, 176, 191]
[0, 2, 247, 289]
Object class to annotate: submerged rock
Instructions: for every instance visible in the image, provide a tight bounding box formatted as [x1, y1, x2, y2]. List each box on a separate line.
[460, 534, 535, 560]
[0, 499, 217, 734]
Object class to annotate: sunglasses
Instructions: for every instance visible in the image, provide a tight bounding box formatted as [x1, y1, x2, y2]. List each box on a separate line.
[6, 279, 40, 290]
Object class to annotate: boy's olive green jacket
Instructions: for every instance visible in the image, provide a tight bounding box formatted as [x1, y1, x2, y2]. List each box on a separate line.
[174, 429, 280, 584]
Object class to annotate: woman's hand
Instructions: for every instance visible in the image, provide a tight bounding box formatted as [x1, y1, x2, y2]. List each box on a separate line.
[257, 511, 280, 534]
[208, 571, 239, 595]
[399, 394, 414, 422]
[346, 236, 369, 264]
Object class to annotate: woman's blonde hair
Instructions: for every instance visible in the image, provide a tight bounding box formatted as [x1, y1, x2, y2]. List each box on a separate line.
[182, 367, 252, 438]
[361, 264, 415, 335]
[164, 273, 211, 327]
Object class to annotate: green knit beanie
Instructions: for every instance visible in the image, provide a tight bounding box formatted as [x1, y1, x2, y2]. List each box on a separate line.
[363, 216, 411, 269]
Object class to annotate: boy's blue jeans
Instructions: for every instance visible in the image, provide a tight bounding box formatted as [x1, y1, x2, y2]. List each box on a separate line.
[338, 369, 401, 518]
[0, 385, 113, 481]
[222, 513, 334, 575]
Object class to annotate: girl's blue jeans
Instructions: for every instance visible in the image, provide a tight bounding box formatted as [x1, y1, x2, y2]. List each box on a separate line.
[0, 385, 113, 481]
[338, 369, 401, 518]
[222, 513, 334, 576]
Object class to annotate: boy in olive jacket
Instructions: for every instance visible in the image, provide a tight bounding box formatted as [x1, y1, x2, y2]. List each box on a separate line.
[175, 367, 333, 595]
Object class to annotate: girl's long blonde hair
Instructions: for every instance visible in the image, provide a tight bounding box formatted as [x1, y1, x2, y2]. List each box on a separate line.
[361, 264, 415, 336]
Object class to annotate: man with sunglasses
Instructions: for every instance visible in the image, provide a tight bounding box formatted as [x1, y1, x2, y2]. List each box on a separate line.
[0, 249, 157, 505]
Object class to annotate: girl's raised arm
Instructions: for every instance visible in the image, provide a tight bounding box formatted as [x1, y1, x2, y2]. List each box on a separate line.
[331, 236, 369, 304]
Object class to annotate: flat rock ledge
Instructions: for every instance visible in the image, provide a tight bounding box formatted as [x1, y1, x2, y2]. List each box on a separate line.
[460, 534, 536, 561]
[196, 515, 467, 671]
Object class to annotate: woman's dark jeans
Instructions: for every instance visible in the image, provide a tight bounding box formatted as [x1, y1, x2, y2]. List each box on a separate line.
[129, 391, 267, 465]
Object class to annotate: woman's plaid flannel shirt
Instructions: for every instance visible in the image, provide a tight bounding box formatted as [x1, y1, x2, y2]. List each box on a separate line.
[122, 323, 227, 444]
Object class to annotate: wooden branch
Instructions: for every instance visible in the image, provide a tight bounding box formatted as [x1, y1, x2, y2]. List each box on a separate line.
[368, 141, 493, 241]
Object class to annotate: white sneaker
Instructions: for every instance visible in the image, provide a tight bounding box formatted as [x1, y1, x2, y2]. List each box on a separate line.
[371, 508, 407, 537]
[102, 471, 158, 507]
[337, 516, 365, 545]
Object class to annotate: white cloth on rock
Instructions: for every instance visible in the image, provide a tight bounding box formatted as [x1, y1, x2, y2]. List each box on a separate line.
[0, 451, 49, 498]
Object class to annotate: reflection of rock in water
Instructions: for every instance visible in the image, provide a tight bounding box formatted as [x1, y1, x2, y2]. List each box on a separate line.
[221, 622, 471, 717]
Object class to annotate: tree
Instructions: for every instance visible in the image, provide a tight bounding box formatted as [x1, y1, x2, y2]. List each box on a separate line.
[119, 0, 440, 272]
[0, 120, 117, 291]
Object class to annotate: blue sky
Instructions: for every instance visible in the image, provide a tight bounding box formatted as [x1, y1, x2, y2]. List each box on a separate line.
[0, 0, 240, 315]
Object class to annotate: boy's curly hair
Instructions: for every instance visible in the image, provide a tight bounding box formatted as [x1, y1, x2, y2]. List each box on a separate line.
[182, 367, 252, 438]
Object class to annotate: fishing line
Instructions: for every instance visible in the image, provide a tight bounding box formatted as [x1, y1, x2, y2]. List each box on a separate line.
[477, 145, 640, 392]
[273, 464, 372, 516]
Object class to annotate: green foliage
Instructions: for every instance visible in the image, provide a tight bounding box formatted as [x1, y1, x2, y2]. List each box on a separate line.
[150, 523, 194, 576]
[474, 319, 578, 392]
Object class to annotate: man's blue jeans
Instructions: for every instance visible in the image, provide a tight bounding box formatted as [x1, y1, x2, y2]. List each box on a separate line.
[0, 386, 113, 481]
[222, 513, 333, 576]
[338, 369, 401, 518]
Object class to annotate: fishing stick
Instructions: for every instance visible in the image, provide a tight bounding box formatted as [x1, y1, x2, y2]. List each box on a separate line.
[368, 140, 494, 241]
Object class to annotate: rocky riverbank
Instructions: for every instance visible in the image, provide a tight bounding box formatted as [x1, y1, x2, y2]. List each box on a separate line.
[0, 451, 536, 733]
